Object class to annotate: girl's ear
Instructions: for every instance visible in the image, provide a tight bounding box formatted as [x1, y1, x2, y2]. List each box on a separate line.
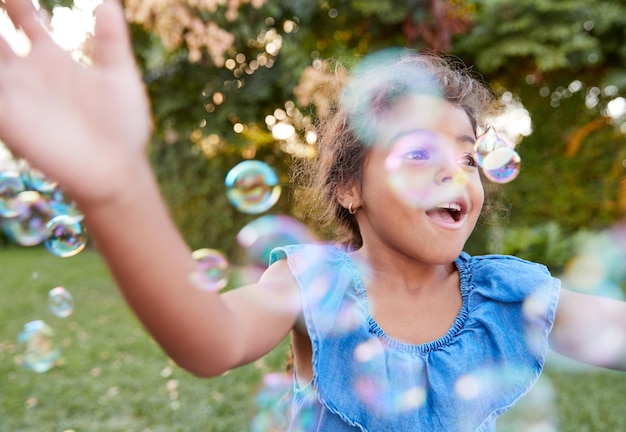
[337, 182, 362, 211]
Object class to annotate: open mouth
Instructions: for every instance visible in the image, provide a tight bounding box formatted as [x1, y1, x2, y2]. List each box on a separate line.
[425, 202, 464, 224]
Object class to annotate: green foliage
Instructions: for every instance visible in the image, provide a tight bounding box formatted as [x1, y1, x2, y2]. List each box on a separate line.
[485, 221, 587, 272]
[451, 0, 626, 239]
[455, 0, 626, 75]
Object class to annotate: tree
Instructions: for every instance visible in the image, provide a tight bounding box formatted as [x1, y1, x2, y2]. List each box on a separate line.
[453, 0, 626, 235]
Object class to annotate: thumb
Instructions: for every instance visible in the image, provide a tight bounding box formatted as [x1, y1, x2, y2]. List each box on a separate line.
[91, 0, 136, 69]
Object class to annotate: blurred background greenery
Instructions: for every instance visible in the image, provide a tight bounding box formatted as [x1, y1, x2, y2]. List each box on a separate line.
[23, 0, 626, 259]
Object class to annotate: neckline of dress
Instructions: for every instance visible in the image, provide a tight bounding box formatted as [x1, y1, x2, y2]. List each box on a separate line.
[334, 246, 472, 354]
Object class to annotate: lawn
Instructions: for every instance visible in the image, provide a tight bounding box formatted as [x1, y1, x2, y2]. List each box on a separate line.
[1, 246, 624, 431]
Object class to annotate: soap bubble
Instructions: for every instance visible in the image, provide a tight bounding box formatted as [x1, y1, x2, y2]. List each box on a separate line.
[225, 160, 281, 214]
[250, 372, 293, 432]
[237, 215, 317, 266]
[48, 187, 83, 219]
[1, 190, 53, 246]
[474, 128, 521, 183]
[20, 162, 58, 193]
[45, 214, 87, 257]
[17, 320, 61, 373]
[340, 48, 443, 147]
[0, 170, 25, 218]
[189, 248, 230, 291]
[48, 287, 74, 318]
[481, 148, 521, 183]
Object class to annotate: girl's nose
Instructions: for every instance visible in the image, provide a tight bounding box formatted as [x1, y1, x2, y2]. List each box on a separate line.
[434, 151, 462, 185]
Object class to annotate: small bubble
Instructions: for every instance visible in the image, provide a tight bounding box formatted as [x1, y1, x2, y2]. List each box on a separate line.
[189, 248, 230, 291]
[474, 128, 521, 183]
[482, 148, 521, 183]
[17, 320, 60, 373]
[225, 160, 281, 214]
[1, 190, 53, 246]
[45, 215, 87, 257]
[0, 170, 25, 217]
[20, 164, 58, 193]
[48, 287, 74, 318]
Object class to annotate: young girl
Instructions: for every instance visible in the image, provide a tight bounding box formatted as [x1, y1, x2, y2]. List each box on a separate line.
[0, 0, 624, 430]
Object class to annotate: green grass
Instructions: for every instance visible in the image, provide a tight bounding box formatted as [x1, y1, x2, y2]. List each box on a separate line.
[0, 246, 289, 431]
[1, 247, 624, 431]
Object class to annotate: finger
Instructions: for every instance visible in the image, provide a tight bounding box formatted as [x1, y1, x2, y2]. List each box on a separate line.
[92, 0, 136, 70]
[5, 0, 51, 43]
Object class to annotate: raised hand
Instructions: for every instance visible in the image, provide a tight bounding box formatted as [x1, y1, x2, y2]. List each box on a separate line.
[0, 0, 151, 206]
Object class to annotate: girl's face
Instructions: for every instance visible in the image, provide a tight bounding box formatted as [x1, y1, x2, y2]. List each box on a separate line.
[350, 95, 484, 265]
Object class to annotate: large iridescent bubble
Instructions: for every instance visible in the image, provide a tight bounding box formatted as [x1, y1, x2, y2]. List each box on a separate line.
[340, 48, 442, 147]
[236, 215, 317, 266]
[225, 160, 281, 214]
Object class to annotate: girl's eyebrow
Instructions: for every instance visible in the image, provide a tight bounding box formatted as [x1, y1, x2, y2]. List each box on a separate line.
[387, 129, 476, 148]
[457, 134, 477, 151]
[388, 128, 436, 145]
[458, 134, 476, 144]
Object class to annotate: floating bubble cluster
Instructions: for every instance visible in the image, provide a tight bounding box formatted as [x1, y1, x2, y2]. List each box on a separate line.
[17, 320, 61, 373]
[189, 248, 230, 291]
[225, 160, 281, 214]
[48, 286, 74, 318]
[0, 165, 86, 252]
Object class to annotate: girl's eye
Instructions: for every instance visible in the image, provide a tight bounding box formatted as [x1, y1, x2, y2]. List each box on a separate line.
[404, 149, 431, 161]
[459, 153, 478, 167]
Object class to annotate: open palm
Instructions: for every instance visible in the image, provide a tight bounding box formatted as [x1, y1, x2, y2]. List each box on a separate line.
[0, 0, 151, 205]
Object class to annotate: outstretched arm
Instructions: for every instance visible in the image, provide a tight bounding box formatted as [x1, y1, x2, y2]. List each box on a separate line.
[0, 0, 299, 376]
[550, 288, 626, 371]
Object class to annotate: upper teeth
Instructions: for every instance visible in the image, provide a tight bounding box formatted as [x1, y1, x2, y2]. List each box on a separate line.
[437, 203, 461, 211]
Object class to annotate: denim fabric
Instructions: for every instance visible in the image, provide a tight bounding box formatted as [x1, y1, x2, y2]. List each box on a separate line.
[270, 245, 560, 432]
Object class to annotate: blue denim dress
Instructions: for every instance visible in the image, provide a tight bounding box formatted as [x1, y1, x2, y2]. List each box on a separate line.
[269, 244, 560, 432]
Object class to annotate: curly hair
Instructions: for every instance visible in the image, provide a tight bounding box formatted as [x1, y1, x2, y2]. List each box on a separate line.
[293, 49, 499, 249]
